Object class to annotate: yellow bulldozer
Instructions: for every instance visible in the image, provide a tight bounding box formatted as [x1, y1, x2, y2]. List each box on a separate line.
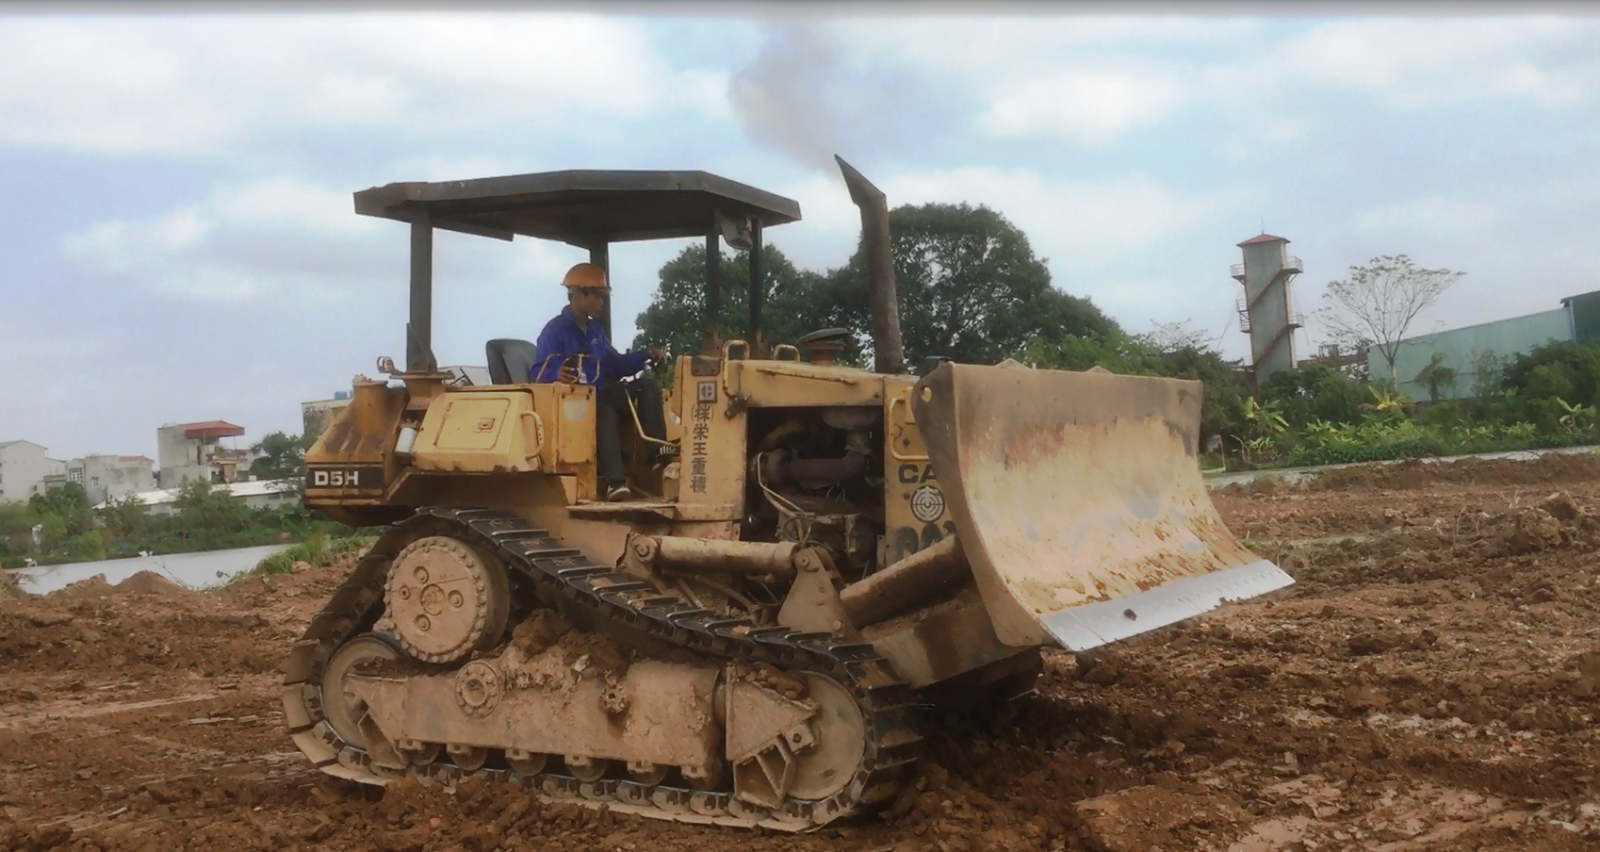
[284, 158, 1291, 831]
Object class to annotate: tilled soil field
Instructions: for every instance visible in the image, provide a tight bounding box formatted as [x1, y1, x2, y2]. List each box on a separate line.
[4, 455, 1600, 852]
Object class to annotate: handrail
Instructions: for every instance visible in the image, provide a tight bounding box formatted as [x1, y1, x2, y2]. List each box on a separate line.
[887, 395, 930, 462]
[623, 386, 677, 449]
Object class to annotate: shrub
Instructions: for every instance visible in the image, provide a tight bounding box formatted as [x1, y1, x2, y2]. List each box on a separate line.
[247, 530, 374, 577]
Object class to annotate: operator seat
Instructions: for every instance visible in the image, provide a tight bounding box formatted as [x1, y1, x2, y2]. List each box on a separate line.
[485, 338, 539, 385]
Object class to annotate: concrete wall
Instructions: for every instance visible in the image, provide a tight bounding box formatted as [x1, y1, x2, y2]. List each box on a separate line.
[1373, 307, 1574, 401]
[0, 441, 57, 503]
[69, 455, 157, 506]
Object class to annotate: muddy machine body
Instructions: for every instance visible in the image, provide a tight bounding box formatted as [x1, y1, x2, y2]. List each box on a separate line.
[285, 162, 1291, 830]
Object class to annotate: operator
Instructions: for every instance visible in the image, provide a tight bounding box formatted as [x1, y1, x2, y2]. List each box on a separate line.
[531, 262, 670, 501]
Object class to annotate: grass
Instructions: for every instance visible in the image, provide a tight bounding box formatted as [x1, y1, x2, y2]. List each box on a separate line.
[242, 530, 376, 579]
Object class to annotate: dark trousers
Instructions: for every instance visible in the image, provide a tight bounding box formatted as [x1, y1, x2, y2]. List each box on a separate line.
[595, 375, 667, 486]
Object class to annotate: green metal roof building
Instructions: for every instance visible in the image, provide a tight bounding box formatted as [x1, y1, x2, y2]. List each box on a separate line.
[1372, 289, 1600, 401]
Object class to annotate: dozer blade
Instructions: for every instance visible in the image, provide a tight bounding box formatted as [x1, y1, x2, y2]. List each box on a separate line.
[910, 362, 1292, 651]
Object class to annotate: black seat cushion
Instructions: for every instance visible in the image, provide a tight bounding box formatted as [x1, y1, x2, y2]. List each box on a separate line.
[485, 338, 539, 385]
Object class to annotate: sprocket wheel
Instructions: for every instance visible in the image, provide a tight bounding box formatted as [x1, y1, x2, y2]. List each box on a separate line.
[383, 535, 510, 664]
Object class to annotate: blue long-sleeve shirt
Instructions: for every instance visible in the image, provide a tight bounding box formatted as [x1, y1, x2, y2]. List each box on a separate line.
[529, 307, 649, 387]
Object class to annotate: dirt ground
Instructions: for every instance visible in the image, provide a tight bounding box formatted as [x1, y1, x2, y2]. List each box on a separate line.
[4, 455, 1600, 852]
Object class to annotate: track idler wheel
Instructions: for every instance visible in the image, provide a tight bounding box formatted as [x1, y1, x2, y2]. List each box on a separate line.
[320, 634, 400, 750]
[786, 674, 866, 801]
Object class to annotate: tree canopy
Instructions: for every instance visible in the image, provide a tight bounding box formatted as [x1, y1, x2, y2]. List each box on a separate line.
[827, 202, 1116, 365]
[631, 202, 1118, 370]
[631, 244, 845, 365]
[1314, 254, 1464, 388]
[249, 431, 310, 492]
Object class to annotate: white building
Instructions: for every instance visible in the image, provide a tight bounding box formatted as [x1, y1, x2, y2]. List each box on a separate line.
[68, 454, 157, 506]
[0, 440, 66, 503]
[98, 479, 300, 516]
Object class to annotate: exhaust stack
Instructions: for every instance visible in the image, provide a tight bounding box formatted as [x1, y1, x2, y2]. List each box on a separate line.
[835, 155, 905, 375]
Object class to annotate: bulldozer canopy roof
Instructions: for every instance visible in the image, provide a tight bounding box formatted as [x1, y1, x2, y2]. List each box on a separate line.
[353, 170, 802, 248]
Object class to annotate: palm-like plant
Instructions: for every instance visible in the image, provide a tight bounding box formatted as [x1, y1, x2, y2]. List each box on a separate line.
[1554, 397, 1597, 435]
[1502, 422, 1538, 441]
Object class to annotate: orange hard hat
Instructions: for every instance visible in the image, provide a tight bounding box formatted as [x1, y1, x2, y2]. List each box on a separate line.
[561, 262, 610, 292]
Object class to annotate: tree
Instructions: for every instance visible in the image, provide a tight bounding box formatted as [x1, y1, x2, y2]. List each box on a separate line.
[1502, 339, 1600, 430]
[632, 202, 1118, 375]
[1259, 363, 1369, 427]
[829, 202, 1116, 366]
[99, 491, 149, 542]
[250, 431, 306, 493]
[632, 244, 845, 370]
[28, 483, 93, 538]
[1468, 349, 1510, 400]
[1314, 255, 1464, 389]
[1149, 319, 1218, 354]
[169, 479, 251, 546]
[1413, 352, 1458, 404]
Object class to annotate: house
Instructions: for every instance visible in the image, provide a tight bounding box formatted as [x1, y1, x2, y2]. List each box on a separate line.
[67, 454, 157, 506]
[0, 440, 66, 503]
[156, 421, 251, 488]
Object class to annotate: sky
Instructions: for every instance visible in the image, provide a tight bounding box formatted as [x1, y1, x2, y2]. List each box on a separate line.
[3, 4, 1599, 462]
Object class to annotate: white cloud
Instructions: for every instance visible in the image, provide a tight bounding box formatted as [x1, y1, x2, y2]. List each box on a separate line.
[880, 167, 1214, 257]
[1355, 197, 1499, 235]
[751, 166, 1217, 281]
[0, 14, 731, 157]
[977, 67, 1187, 144]
[1280, 18, 1593, 109]
[835, 16, 1263, 71]
[817, 15, 1598, 150]
[62, 176, 389, 303]
[824, 17, 1249, 146]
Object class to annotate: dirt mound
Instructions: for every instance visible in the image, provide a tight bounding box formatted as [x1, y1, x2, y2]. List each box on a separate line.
[113, 570, 193, 596]
[49, 574, 117, 599]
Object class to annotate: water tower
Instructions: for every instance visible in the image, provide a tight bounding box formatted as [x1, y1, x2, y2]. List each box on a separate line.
[1231, 233, 1302, 387]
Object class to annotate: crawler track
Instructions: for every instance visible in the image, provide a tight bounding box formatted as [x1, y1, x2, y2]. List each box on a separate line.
[281, 507, 922, 831]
